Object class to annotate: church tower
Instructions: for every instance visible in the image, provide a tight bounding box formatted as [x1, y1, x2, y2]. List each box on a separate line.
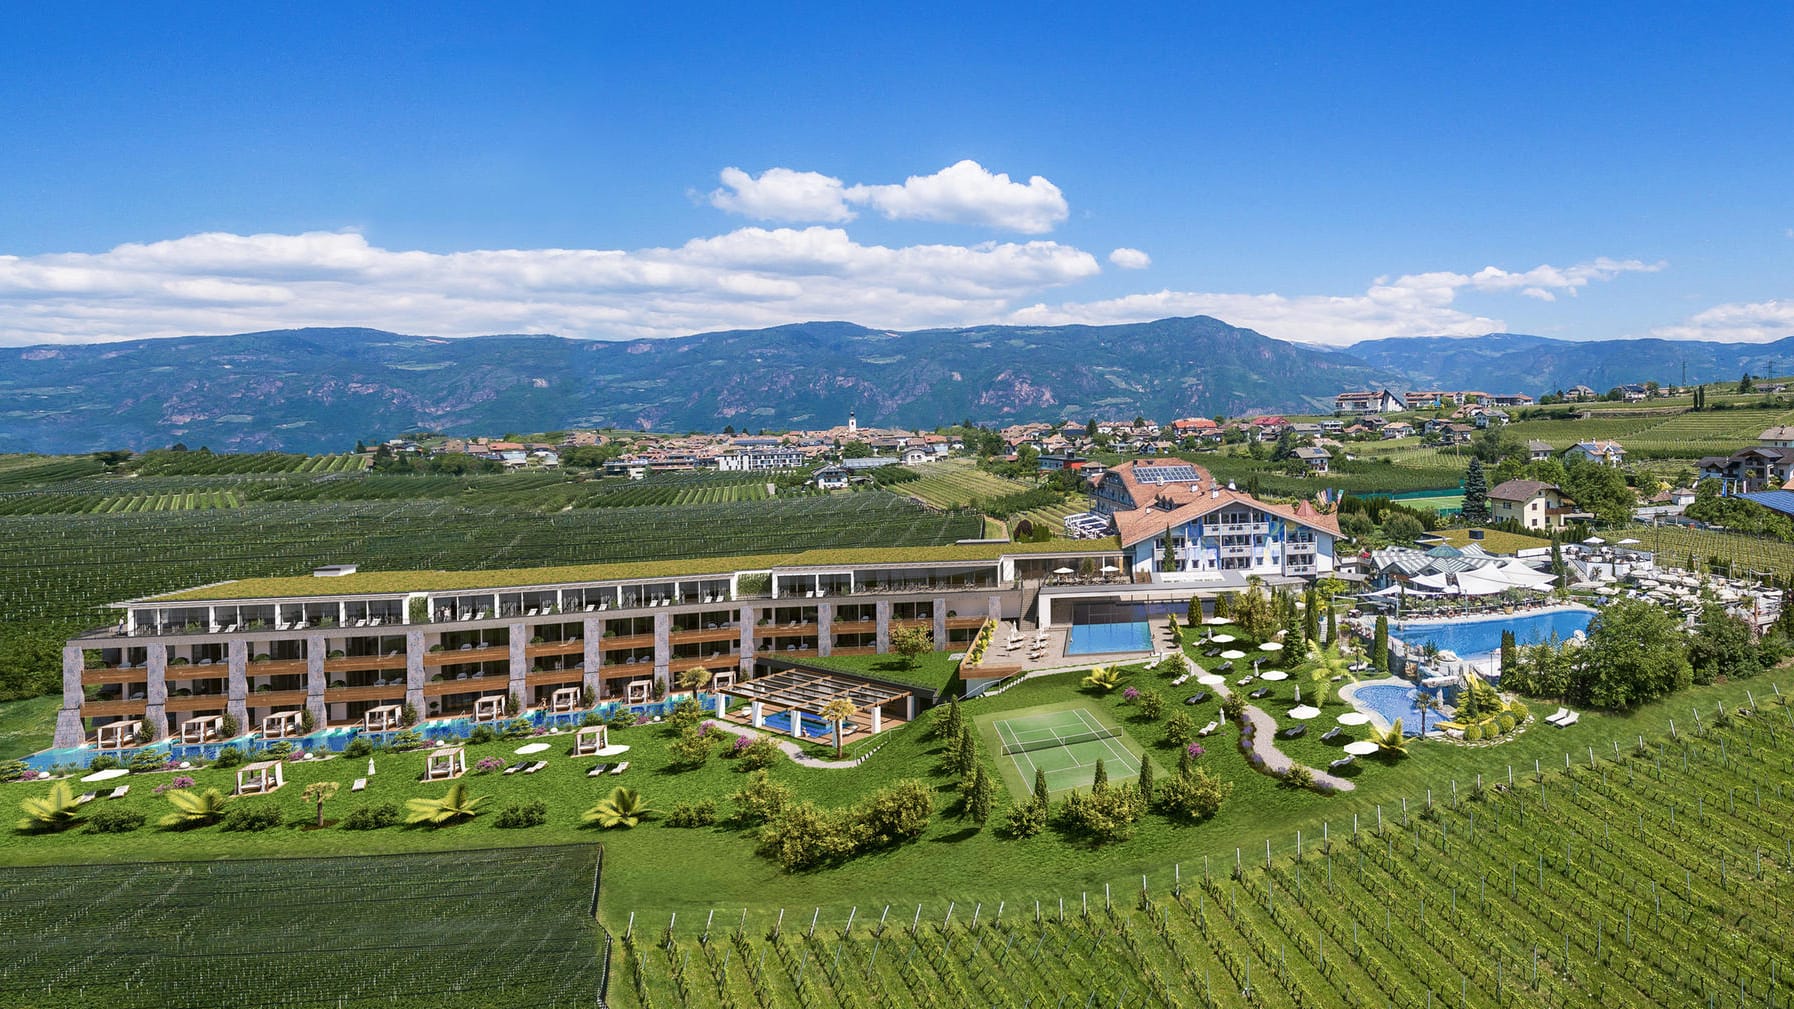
[848, 409, 857, 434]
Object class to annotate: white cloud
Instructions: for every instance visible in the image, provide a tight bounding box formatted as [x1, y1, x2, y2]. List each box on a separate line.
[0, 228, 1102, 346]
[845, 161, 1068, 234]
[707, 167, 854, 224]
[1652, 300, 1794, 343]
[1108, 247, 1151, 270]
[1009, 257, 1661, 346]
[709, 160, 1069, 234]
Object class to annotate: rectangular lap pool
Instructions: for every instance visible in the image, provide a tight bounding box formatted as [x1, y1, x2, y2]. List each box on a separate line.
[1066, 621, 1152, 655]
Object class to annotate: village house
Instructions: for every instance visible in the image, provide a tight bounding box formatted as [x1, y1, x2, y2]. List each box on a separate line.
[1489, 479, 1587, 531]
[1565, 440, 1626, 467]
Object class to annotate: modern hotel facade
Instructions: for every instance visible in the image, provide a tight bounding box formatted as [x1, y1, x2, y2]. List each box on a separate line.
[56, 460, 1339, 748]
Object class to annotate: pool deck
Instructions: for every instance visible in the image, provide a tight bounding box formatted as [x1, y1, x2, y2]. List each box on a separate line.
[1389, 601, 1595, 629]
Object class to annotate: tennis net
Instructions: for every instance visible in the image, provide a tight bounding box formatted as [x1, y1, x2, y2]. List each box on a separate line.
[1000, 726, 1119, 755]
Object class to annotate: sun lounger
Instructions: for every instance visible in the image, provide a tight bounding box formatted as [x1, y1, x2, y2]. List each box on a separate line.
[1545, 707, 1570, 725]
[1556, 711, 1579, 727]
[107, 785, 129, 799]
[503, 761, 526, 775]
[1198, 721, 1219, 737]
[1329, 755, 1356, 771]
[1249, 688, 1271, 700]
[587, 763, 610, 777]
[1320, 727, 1342, 743]
[351, 778, 367, 792]
[609, 761, 629, 774]
[77, 792, 96, 804]
[524, 760, 548, 773]
[1279, 724, 1307, 739]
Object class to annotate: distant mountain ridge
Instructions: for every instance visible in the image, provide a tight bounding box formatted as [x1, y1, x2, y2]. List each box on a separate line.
[2, 319, 1790, 454]
[0, 318, 1395, 453]
[1342, 332, 1794, 394]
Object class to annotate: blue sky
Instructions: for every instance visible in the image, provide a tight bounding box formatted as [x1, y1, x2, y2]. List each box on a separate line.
[2, 3, 1790, 346]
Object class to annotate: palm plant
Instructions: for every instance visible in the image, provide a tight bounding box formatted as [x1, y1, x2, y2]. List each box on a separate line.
[404, 782, 488, 826]
[676, 665, 713, 693]
[302, 781, 341, 828]
[583, 786, 654, 829]
[1414, 691, 1440, 736]
[18, 781, 83, 832]
[1082, 665, 1125, 691]
[1370, 719, 1409, 754]
[820, 696, 858, 759]
[160, 787, 230, 827]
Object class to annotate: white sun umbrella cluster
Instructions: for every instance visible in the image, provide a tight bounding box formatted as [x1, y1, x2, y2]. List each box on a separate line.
[1203, 616, 1232, 626]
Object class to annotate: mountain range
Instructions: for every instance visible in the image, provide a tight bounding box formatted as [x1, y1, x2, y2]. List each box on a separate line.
[1, 318, 1790, 454]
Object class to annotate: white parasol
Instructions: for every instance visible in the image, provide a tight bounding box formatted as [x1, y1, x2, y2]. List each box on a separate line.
[1343, 740, 1381, 756]
[1336, 711, 1371, 726]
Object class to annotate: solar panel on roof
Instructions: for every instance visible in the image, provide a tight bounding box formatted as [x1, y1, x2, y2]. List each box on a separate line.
[1133, 464, 1199, 485]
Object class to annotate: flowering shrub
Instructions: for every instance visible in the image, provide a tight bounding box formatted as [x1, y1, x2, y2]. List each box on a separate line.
[634, 714, 652, 726]
[474, 757, 506, 774]
[732, 734, 753, 752]
[19, 768, 42, 781]
[153, 775, 196, 796]
[1123, 687, 1140, 702]
[1185, 743, 1205, 759]
[697, 721, 713, 738]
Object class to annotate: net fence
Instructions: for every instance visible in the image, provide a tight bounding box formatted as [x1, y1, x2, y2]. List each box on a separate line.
[1000, 726, 1119, 755]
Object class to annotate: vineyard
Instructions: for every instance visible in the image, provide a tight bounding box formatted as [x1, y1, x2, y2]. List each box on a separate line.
[0, 845, 601, 1009]
[129, 450, 368, 476]
[1613, 524, 1794, 581]
[0, 490, 241, 515]
[615, 703, 1794, 1008]
[0, 494, 982, 624]
[894, 461, 1034, 512]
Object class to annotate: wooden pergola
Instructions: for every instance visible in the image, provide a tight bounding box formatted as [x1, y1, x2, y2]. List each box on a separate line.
[473, 695, 507, 723]
[236, 759, 285, 795]
[573, 724, 609, 756]
[364, 705, 403, 731]
[181, 714, 224, 744]
[262, 710, 303, 739]
[549, 686, 582, 713]
[425, 746, 466, 780]
[720, 669, 912, 738]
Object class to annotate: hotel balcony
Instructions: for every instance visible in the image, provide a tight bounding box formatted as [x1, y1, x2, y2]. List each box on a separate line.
[423, 645, 510, 667]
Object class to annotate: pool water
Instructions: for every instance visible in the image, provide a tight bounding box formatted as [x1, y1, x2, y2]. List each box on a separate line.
[1394, 608, 1594, 659]
[1067, 621, 1153, 655]
[759, 710, 836, 739]
[1352, 683, 1446, 737]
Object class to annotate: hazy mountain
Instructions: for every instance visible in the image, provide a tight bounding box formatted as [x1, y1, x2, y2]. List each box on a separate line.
[1343, 332, 1794, 393]
[0, 318, 1394, 453]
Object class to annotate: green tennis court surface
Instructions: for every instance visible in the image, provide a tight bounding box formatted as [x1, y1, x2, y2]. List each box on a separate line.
[993, 706, 1142, 793]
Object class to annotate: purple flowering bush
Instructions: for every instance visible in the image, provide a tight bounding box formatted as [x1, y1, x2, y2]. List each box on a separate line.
[475, 756, 506, 774]
[1122, 686, 1140, 702]
[732, 734, 753, 752]
[1185, 743, 1205, 759]
[153, 775, 196, 795]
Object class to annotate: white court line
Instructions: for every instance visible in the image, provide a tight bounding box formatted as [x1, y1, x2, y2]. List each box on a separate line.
[995, 718, 1041, 786]
[1070, 707, 1140, 774]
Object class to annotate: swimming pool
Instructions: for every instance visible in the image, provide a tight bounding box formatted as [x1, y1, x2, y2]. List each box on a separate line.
[1394, 607, 1594, 659]
[1067, 621, 1153, 655]
[1352, 682, 1443, 736]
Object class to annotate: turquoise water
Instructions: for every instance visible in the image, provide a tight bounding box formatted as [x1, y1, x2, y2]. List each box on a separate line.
[21, 694, 724, 772]
[1394, 608, 1594, 659]
[1353, 683, 1444, 737]
[760, 710, 835, 739]
[1067, 621, 1153, 655]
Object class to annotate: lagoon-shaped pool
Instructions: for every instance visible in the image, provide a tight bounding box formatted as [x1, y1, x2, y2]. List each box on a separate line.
[1394, 607, 1594, 659]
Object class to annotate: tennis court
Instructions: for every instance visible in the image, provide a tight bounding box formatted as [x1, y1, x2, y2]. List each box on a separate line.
[992, 706, 1142, 793]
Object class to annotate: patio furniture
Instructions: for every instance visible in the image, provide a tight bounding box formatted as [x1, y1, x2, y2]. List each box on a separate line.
[1279, 724, 1307, 739]
[351, 778, 367, 791]
[609, 761, 629, 774]
[1329, 755, 1356, 771]
[236, 760, 285, 795]
[587, 763, 610, 777]
[1320, 727, 1342, 743]
[1545, 707, 1570, 725]
[106, 785, 129, 799]
[1198, 721, 1219, 736]
[78, 792, 97, 804]
[1249, 688, 1271, 699]
[1556, 711, 1580, 727]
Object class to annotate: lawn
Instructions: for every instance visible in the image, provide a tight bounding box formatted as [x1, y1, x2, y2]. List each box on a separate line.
[6, 646, 1790, 936]
[0, 694, 57, 761]
[1429, 527, 1552, 553]
[793, 649, 963, 694]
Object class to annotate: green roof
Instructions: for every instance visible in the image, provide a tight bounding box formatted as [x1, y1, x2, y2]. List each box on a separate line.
[144, 537, 1123, 603]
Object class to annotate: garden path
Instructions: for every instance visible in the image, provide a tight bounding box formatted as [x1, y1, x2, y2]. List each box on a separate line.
[704, 719, 867, 769]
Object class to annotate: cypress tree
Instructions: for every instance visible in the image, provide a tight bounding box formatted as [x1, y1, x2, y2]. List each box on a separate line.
[1033, 767, 1050, 809]
[1137, 755, 1155, 804]
[955, 723, 978, 776]
[1091, 758, 1108, 793]
[1326, 601, 1338, 645]
[1373, 614, 1389, 670]
[1177, 743, 1194, 777]
[1303, 587, 1320, 642]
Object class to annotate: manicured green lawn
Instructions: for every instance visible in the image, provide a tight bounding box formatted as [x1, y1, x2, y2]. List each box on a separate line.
[795, 649, 962, 693]
[0, 694, 57, 761]
[6, 646, 1788, 934]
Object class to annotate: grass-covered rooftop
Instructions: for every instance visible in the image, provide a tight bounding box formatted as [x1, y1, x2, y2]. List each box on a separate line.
[143, 537, 1123, 603]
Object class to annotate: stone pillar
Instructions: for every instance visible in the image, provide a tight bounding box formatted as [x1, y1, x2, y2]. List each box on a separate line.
[817, 601, 834, 657]
[875, 600, 892, 653]
[227, 639, 251, 734]
[298, 638, 326, 728]
[933, 597, 948, 650]
[652, 612, 672, 697]
[302, 634, 324, 726]
[507, 621, 529, 707]
[144, 643, 168, 740]
[715, 693, 728, 718]
[751, 700, 764, 728]
[738, 605, 757, 678]
[582, 616, 603, 699]
[870, 705, 883, 735]
[54, 645, 85, 747]
[404, 630, 426, 717]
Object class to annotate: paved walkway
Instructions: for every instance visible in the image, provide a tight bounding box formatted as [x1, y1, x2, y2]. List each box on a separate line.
[705, 718, 864, 769]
